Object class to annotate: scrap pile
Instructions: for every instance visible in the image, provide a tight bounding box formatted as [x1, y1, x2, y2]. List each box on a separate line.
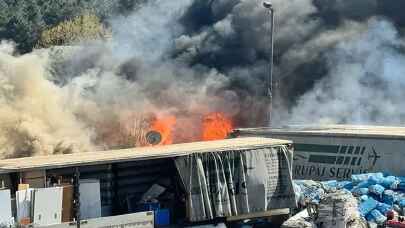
[289, 173, 405, 227]
[313, 190, 363, 227]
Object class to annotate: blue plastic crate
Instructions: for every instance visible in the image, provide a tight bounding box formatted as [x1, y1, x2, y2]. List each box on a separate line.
[155, 209, 170, 226]
[359, 198, 378, 216]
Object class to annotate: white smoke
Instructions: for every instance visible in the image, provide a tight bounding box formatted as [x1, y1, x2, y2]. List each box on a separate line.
[287, 19, 405, 125]
[110, 0, 193, 62]
[0, 43, 94, 158]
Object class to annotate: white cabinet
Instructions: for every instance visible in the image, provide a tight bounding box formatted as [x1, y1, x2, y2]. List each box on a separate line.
[0, 189, 12, 226]
[32, 187, 63, 226]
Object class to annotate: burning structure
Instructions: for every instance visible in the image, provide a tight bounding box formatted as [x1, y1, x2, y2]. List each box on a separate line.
[0, 137, 295, 226]
[116, 112, 234, 146]
[1, 0, 405, 159]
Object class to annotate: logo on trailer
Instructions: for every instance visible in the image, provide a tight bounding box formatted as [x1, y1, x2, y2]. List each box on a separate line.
[293, 143, 381, 179]
[369, 148, 381, 167]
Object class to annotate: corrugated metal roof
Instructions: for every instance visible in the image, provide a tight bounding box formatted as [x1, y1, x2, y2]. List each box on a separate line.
[236, 125, 405, 139]
[0, 137, 290, 173]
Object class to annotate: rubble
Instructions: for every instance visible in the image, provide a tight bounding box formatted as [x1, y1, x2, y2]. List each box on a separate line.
[309, 189, 360, 228]
[289, 172, 405, 227]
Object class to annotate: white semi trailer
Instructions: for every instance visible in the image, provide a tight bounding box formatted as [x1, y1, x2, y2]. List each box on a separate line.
[234, 125, 405, 181]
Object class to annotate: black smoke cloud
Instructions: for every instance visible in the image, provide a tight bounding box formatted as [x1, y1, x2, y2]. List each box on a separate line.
[2, 0, 405, 158]
[51, 0, 405, 128]
[170, 0, 405, 125]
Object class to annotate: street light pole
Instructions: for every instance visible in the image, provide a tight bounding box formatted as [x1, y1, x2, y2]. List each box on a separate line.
[263, 2, 274, 127]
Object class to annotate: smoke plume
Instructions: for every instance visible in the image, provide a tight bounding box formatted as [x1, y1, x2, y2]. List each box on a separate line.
[287, 19, 405, 125]
[1, 0, 405, 158]
[0, 41, 93, 158]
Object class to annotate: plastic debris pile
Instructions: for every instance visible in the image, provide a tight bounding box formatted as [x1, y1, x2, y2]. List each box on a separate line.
[314, 190, 363, 228]
[293, 172, 405, 226]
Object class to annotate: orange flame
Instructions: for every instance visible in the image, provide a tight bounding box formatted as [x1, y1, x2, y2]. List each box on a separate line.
[202, 112, 233, 141]
[150, 115, 176, 145]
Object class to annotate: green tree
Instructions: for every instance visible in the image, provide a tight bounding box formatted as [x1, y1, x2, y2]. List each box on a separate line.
[40, 0, 82, 26]
[0, 0, 45, 53]
[0, 0, 146, 52]
[37, 13, 108, 48]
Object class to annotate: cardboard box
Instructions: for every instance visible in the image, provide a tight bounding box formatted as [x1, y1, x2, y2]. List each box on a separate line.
[18, 184, 30, 191]
[61, 185, 74, 222]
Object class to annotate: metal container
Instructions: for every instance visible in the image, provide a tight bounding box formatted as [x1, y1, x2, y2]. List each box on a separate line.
[235, 125, 405, 180]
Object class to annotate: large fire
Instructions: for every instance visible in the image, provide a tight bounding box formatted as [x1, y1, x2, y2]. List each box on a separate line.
[148, 112, 233, 146]
[97, 111, 234, 148]
[150, 115, 176, 145]
[202, 112, 233, 141]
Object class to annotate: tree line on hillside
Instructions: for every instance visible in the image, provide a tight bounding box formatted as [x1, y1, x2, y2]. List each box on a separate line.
[0, 0, 146, 53]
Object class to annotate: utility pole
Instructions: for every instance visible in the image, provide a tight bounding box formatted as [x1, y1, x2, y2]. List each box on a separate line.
[74, 167, 81, 228]
[263, 2, 274, 127]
